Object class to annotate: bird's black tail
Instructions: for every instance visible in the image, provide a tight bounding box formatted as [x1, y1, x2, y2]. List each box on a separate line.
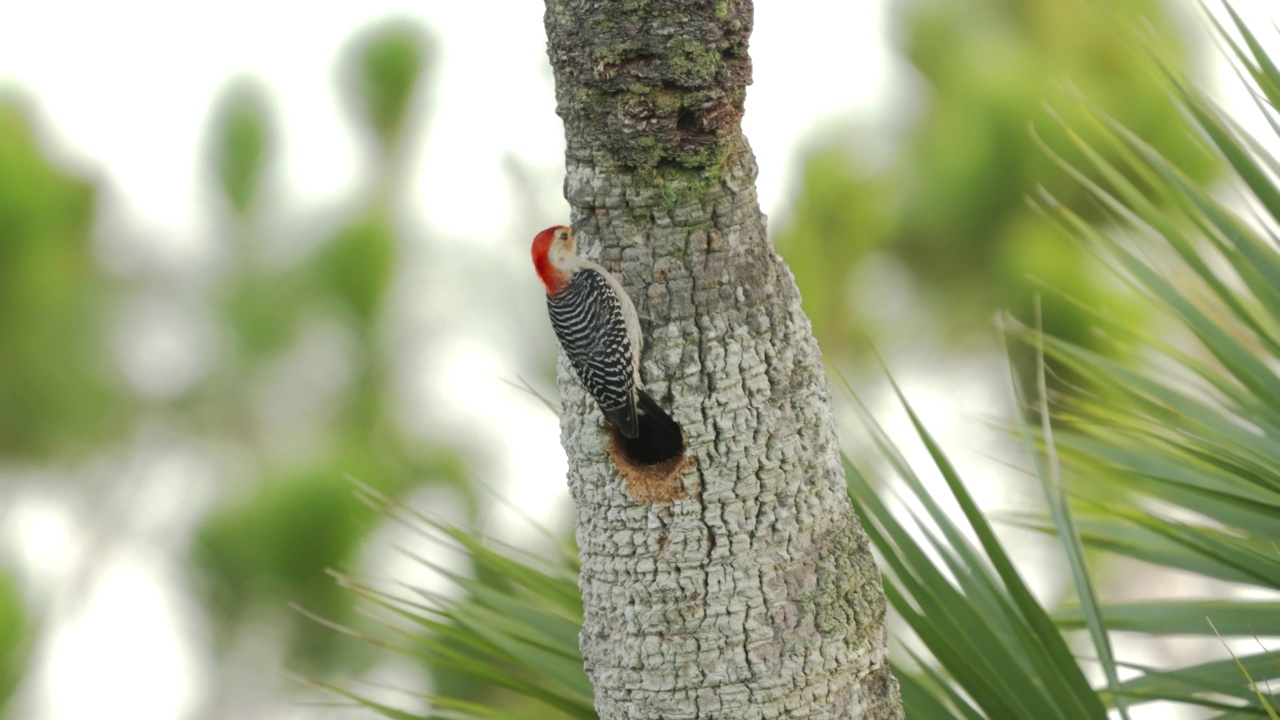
[617, 389, 684, 465]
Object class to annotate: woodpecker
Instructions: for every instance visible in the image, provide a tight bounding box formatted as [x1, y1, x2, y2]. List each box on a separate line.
[531, 221, 683, 463]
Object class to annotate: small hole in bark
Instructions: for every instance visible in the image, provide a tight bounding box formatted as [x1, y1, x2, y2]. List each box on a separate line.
[606, 422, 689, 504]
[676, 109, 698, 131]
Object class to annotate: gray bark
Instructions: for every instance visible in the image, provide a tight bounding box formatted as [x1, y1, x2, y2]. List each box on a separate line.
[543, 1, 903, 718]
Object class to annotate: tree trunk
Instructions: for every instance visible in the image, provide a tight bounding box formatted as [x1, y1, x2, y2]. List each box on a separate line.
[543, 2, 903, 718]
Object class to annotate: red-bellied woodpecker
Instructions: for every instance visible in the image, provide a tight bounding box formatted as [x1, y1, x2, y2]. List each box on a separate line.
[531, 222, 683, 463]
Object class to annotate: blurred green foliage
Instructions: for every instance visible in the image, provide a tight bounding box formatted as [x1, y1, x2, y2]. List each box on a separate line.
[195, 469, 383, 669]
[343, 22, 432, 153]
[0, 17, 471, 711]
[186, 22, 468, 682]
[317, 215, 398, 324]
[212, 81, 271, 219]
[0, 99, 130, 458]
[776, 0, 1218, 366]
[0, 568, 27, 719]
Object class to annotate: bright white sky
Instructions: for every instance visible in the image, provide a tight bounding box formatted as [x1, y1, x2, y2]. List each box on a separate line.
[0, 0, 891, 246]
[0, 1, 1276, 719]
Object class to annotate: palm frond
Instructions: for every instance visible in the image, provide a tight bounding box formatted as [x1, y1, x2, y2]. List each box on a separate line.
[1018, 4, 1280, 713]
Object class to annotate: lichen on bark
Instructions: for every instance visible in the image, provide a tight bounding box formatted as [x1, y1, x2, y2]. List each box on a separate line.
[543, 1, 904, 718]
[545, 0, 749, 179]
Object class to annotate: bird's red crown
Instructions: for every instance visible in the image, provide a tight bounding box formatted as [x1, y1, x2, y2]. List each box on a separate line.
[531, 225, 569, 294]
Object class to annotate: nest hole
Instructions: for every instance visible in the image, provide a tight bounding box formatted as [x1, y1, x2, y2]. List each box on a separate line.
[606, 423, 689, 504]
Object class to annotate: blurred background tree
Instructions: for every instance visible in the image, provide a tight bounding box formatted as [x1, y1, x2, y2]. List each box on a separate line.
[0, 17, 495, 719]
[186, 21, 491, 710]
[0, 568, 26, 718]
[0, 0, 1256, 718]
[0, 99, 128, 458]
[774, 0, 1218, 379]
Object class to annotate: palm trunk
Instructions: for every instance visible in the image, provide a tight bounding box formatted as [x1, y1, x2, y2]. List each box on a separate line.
[543, 1, 903, 718]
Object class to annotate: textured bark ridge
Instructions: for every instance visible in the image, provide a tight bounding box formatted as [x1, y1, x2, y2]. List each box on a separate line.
[544, 1, 903, 718]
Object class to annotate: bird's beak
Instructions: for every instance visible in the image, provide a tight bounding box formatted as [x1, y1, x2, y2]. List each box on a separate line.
[570, 214, 593, 234]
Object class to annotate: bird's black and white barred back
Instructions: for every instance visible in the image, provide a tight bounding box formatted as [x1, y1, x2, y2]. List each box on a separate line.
[546, 267, 640, 437]
[532, 223, 684, 465]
